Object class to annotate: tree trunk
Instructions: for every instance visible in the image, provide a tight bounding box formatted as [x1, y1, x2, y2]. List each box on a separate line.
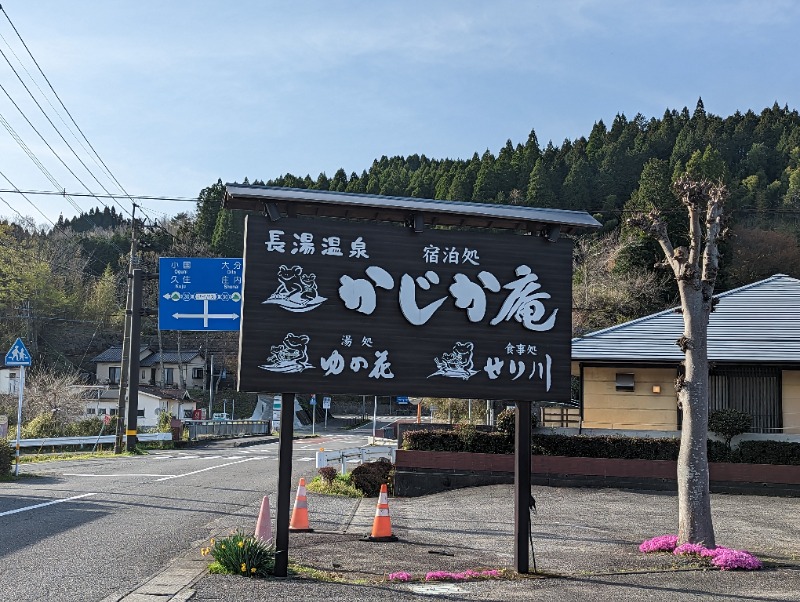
[676, 281, 715, 547]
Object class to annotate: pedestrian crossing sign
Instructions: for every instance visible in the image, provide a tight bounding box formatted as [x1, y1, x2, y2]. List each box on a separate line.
[5, 338, 31, 366]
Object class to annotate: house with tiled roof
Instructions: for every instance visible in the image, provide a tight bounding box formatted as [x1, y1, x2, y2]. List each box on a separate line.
[83, 385, 198, 427]
[571, 274, 800, 435]
[91, 346, 205, 389]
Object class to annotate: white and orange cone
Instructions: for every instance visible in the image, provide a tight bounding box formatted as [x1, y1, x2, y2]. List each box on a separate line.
[289, 478, 314, 532]
[254, 496, 273, 543]
[364, 483, 398, 542]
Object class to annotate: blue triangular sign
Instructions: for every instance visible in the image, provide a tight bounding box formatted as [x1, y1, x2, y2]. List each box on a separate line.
[5, 338, 32, 366]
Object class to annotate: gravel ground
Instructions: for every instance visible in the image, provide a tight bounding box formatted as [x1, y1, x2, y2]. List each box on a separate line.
[190, 484, 800, 601]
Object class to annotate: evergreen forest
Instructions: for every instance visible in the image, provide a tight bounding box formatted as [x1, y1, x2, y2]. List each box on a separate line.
[3, 99, 800, 375]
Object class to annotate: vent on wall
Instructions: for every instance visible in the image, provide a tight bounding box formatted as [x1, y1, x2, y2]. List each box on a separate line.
[615, 373, 635, 392]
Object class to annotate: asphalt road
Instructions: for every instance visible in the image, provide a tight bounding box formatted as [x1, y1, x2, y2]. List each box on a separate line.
[0, 426, 373, 602]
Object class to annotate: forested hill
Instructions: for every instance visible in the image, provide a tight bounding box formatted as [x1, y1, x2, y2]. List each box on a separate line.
[199, 98, 800, 268]
[3, 99, 800, 369]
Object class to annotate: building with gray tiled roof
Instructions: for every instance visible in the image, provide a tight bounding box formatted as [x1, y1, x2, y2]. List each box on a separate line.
[571, 275, 800, 435]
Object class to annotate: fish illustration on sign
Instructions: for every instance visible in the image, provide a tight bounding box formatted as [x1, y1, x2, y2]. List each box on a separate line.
[429, 341, 478, 380]
[263, 265, 327, 312]
[259, 333, 314, 373]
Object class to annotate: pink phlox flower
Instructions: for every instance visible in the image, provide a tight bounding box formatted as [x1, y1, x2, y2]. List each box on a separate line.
[710, 549, 763, 571]
[387, 571, 412, 582]
[424, 569, 502, 581]
[425, 571, 453, 581]
[673, 542, 708, 556]
[699, 545, 729, 558]
[639, 534, 678, 553]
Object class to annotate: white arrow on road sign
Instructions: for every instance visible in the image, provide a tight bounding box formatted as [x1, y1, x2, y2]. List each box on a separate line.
[171, 299, 239, 327]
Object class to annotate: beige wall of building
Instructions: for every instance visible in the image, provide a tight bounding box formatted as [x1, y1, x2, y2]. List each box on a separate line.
[782, 370, 800, 434]
[578, 366, 678, 430]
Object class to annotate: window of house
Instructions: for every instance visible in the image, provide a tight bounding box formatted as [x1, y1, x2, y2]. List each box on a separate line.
[192, 367, 204, 379]
[141, 369, 147, 380]
[137, 409, 145, 417]
[615, 373, 635, 392]
[109, 366, 121, 384]
[110, 408, 118, 415]
[86, 408, 96, 415]
[98, 408, 107, 415]
[164, 368, 174, 385]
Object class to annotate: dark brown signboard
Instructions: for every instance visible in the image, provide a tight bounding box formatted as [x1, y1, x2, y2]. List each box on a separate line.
[238, 215, 572, 401]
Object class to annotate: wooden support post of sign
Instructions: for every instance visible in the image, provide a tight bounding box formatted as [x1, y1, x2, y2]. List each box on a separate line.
[514, 400, 532, 573]
[274, 391, 296, 578]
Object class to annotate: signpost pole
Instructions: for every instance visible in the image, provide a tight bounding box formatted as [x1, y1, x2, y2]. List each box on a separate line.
[14, 365, 24, 477]
[514, 401, 532, 574]
[311, 396, 316, 435]
[274, 392, 295, 578]
[372, 395, 377, 439]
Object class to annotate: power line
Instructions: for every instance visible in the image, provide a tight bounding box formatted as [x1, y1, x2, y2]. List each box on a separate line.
[0, 187, 197, 203]
[0, 42, 133, 217]
[0, 5, 170, 224]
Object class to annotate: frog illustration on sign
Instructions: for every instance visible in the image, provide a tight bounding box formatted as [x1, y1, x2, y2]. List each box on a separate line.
[264, 265, 326, 312]
[259, 333, 313, 373]
[430, 341, 478, 380]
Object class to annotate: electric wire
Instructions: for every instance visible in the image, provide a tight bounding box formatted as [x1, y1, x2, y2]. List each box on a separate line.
[0, 43, 132, 217]
[0, 6, 133, 194]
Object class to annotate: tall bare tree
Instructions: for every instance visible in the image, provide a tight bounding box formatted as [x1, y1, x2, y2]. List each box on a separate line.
[629, 175, 727, 547]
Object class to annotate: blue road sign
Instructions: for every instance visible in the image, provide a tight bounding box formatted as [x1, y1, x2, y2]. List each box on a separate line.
[159, 257, 243, 331]
[396, 396, 409, 404]
[309, 395, 317, 406]
[5, 338, 31, 366]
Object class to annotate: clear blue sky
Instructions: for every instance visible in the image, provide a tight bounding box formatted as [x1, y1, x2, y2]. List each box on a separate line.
[0, 0, 798, 227]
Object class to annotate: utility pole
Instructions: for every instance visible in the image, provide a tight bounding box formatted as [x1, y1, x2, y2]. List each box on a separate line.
[115, 203, 137, 454]
[125, 269, 143, 452]
[208, 354, 214, 419]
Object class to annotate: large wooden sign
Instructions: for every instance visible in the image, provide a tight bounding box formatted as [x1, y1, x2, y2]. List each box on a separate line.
[238, 215, 572, 401]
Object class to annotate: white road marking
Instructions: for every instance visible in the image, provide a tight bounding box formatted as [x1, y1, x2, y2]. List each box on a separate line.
[64, 473, 174, 478]
[297, 457, 315, 462]
[154, 457, 259, 481]
[0, 493, 97, 517]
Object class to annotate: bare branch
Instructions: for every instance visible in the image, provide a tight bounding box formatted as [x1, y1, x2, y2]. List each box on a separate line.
[627, 209, 680, 276]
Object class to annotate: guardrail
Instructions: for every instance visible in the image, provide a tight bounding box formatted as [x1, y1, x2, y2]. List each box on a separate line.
[315, 445, 396, 474]
[16, 432, 172, 448]
[186, 419, 271, 440]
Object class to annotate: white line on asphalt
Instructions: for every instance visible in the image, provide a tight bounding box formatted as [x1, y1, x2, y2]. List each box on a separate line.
[297, 457, 315, 462]
[154, 457, 259, 481]
[0, 493, 97, 517]
[64, 473, 174, 478]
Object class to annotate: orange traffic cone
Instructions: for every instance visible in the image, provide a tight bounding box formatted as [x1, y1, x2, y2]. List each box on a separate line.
[255, 496, 272, 543]
[289, 478, 314, 532]
[364, 483, 398, 542]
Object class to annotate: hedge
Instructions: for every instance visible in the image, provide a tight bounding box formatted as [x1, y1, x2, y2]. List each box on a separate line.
[0, 439, 12, 476]
[402, 427, 800, 465]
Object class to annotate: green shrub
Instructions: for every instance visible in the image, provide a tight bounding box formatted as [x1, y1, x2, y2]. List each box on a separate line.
[350, 458, 393, 497]
[157, 411, 174, 433]
[708, 409, 752, 448]
[0, 439, 12, 475]
[306, 473, 363, 497]
[65, 417, 117, 437]
[402, 429, 461, 451]
[318, 466, 337, 484]
[403, 428, 798, 466]
[495, 407, 539, 439]
[21, 413, 64, 439]
[201, 532, 275, 577]
[734, 440, 800, 465]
